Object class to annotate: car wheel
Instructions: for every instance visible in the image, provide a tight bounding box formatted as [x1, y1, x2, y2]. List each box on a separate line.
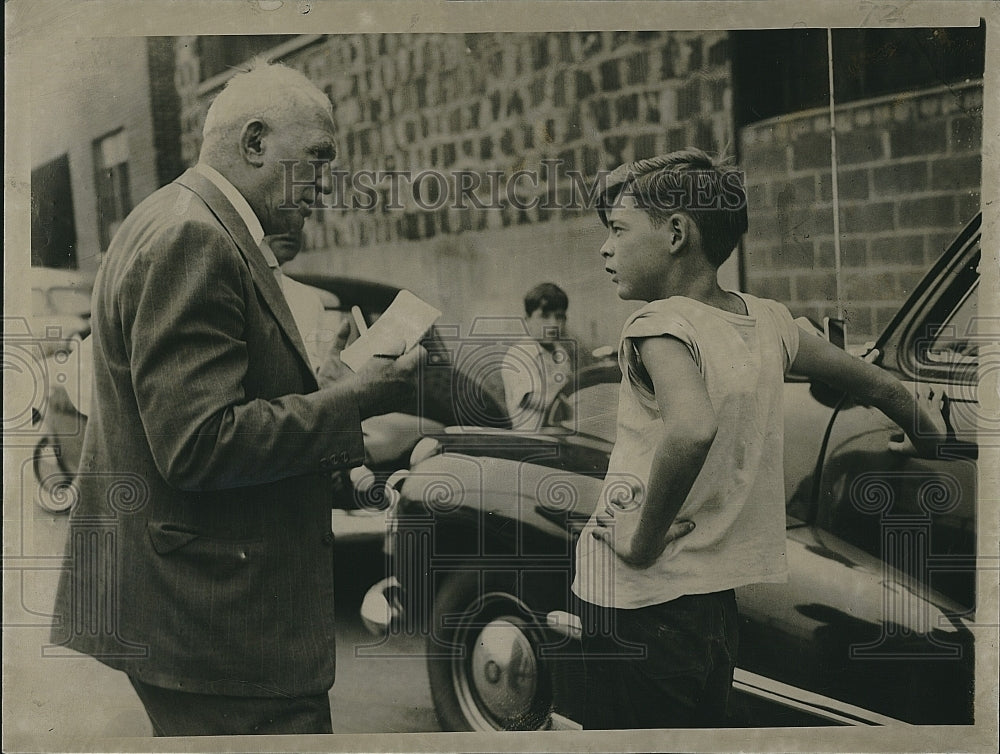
[32, 436, 76, 514]
[426, 571, 553, 731]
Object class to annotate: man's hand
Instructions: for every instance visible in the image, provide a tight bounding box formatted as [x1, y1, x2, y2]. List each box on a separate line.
[316, 319, 354, 388]
[591, 500, 695, 569]
[317, 317, 428, 418]
[352, 337, 426, 419]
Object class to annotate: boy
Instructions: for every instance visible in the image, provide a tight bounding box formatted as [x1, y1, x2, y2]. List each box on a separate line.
[571, 148, 946, 729]
[501, 282, 573, 430]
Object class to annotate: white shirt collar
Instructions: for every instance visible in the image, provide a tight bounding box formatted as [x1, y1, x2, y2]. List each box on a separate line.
[256, 238, 281, 270]
[193, 163, 266, 249]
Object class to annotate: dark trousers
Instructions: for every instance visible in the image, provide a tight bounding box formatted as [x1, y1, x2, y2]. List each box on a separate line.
[577, 590, 739, 730]
[128, 677, 333, 736]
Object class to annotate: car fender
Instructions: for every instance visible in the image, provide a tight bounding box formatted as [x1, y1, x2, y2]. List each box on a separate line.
[400, 452, 585, 553]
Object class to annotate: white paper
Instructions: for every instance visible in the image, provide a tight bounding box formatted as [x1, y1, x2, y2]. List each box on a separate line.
[340, 290, 441, 372]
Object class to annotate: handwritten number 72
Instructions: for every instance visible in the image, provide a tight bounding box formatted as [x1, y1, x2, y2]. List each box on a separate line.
[859, 0, 912, 26]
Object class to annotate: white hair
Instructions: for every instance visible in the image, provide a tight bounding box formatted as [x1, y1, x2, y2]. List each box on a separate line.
[200, 59, 332, 161]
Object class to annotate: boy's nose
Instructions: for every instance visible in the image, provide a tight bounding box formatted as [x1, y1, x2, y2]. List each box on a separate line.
[600, 241, 612, 258]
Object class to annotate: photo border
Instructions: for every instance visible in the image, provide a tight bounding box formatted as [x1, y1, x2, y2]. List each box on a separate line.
[5, 2, 998, 752]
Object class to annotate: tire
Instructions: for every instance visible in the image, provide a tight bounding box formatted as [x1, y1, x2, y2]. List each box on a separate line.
[32, 436, 76, 514]
[426, 570, 553, 731]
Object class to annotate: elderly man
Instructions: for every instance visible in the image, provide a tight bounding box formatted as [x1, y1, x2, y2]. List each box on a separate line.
[50, 62, 421, 736]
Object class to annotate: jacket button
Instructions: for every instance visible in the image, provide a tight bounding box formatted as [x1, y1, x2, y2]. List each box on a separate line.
[322, 531, 335, 546]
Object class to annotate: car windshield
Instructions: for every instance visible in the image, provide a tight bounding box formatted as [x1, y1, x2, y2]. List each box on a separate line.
[554, 381, 619, 444]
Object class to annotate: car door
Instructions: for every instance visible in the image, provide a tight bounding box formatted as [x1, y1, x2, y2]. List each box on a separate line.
[812, 216, 980, 613]
[733, 217, 980, 725]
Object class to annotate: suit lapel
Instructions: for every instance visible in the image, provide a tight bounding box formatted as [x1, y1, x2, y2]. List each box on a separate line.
[174, 169, 316, 380]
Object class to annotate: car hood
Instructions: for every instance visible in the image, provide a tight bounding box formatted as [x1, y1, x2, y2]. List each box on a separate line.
[400, 450, 602, 543]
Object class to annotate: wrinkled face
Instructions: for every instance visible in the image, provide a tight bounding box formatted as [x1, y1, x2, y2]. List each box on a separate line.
[527, 308, 566, 344]
[258, 107, 337, 237]
[600, 192, 669, 302]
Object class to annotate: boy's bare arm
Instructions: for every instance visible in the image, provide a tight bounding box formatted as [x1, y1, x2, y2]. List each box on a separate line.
[790, 330, 947, 456]
[594, 336, 716, 568]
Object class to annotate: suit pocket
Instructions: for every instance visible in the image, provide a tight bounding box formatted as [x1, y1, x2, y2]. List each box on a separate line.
[146, 521, 265, 584]
[147, 522, 201, 554]
[147, 521, 263, 552]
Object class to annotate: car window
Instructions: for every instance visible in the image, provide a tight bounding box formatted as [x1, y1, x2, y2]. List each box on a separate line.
[558, 381, 619, 443]
[47, 286, 92, 317]
[923, 277, 979, 367]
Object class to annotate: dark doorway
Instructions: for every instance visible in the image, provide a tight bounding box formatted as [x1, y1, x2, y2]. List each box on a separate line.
[731, 23, 986, 129]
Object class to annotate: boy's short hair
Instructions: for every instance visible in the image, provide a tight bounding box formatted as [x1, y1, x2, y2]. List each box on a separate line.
[524, 282, 568, 316]
[597, 147, 748, 267]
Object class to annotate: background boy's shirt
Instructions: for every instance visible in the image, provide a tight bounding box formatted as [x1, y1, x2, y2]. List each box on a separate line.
[573, 293, 800, 608]
[501, 340, 573, 430]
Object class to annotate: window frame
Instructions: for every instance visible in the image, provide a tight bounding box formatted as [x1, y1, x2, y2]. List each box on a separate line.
[92, 129, 133, 252]
[875, 214, 981, 386]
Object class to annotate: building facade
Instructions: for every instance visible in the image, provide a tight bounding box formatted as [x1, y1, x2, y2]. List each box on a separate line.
[169, 29, 983, 349]
[30, 37, 182, 277]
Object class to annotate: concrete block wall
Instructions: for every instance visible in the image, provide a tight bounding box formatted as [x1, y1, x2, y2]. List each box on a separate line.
[146, 38, 185, 188]
[176, 37, 210, 168]
[739, 82, 982, 345]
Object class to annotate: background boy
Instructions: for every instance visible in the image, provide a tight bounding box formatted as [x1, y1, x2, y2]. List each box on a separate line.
[501, 282, 573, 430]
[571, 148, 946, 729]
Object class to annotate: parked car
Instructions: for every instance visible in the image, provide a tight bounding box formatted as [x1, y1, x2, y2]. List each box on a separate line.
[29, 266, 93, 356]
[363, 214, 982, 730]
[31, 273, 508, 513]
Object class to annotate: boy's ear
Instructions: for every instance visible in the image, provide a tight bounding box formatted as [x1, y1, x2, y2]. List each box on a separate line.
[666, 213, 693, 256]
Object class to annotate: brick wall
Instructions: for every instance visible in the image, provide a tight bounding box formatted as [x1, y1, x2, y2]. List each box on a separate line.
[175, 32, 735, 350]
[176, 37, 206, 168]
[739, 82, 982, 345]
[146, 38, 185, 187]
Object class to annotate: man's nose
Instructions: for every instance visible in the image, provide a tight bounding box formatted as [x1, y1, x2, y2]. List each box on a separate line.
[600, 240, 612, 258]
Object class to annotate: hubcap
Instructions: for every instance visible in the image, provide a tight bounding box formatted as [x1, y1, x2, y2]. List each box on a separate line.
[467, 617, 538, 724]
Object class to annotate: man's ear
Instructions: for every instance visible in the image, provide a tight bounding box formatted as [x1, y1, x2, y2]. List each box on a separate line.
[239, 120, 267, 167]
[666, 213, 692, 256]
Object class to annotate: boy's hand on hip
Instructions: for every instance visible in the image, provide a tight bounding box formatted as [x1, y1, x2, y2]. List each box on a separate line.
[592, 517, 695, 569]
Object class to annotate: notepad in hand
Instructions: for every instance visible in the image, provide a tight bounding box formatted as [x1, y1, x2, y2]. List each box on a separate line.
[340, 290, 441, 372]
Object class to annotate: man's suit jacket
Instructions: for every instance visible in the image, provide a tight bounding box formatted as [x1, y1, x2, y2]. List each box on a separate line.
[50, 168, 365, 697]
